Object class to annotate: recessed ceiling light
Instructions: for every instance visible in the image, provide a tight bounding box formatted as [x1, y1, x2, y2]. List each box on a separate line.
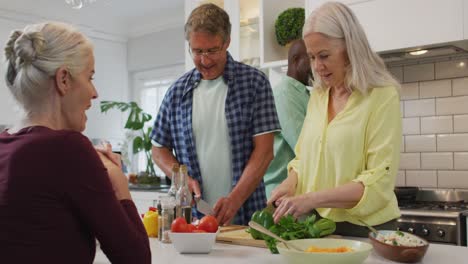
[409, 50, 428, 56]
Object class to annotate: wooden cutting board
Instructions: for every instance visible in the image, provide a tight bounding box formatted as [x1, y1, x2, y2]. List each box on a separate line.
[216, 225, 267, 248]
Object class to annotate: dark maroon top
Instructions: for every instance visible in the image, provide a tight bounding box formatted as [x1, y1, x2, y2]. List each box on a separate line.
[0, 126, 150, 263]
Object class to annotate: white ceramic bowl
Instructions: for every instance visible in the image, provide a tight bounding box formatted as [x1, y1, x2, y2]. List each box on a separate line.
[277, 238, 372, 264]
[169, 231, 218, 254]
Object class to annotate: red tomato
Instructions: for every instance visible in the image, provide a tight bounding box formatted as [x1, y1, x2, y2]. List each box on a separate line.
[171, 217, 188, 233]
[186, 224, 196, 233]
[198, 215, 218, 233]
[193, 229, 207, 233]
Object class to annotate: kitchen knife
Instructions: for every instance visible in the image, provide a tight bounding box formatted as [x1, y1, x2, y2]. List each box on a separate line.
[195, 197, 214, 216]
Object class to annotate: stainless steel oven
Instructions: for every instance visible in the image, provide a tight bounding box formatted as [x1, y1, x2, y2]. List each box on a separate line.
[397, 189, 468, 246]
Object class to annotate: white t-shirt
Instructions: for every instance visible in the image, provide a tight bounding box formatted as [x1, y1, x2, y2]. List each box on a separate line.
[192, 76, 233, 207]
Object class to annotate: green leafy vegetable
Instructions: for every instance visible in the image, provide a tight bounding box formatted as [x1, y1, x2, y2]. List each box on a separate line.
[248, 209, 275, 240]
[260, 214, 336, 254]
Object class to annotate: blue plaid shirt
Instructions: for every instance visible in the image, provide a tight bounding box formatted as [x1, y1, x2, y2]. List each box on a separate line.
[150, 53, 280, 225]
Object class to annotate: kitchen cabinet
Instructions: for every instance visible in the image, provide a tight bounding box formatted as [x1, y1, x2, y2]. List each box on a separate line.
[305, 0, 464, 52]
[464, 0, 468, 39]
[260, 0, 305, 68]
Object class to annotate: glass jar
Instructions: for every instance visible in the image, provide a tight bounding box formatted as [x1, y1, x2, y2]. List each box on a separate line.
[160, 196, 176, 243]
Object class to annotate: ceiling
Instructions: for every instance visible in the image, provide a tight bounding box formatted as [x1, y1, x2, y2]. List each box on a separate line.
[0, 0, 185, 39]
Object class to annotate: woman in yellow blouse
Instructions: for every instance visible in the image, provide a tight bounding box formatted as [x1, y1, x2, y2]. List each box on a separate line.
[268, 2, 402, 236]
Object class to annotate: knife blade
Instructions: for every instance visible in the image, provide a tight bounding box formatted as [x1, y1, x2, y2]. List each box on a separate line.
[195, 197, 214, 216]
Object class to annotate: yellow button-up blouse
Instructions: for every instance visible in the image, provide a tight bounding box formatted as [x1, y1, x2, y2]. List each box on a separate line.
[288, 86, 401, 226]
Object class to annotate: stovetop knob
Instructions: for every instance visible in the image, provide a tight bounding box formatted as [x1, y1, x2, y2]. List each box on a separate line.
[437, 229, 445, 238]
[408, 227, 415, 234]
[422, 228, 430, 236]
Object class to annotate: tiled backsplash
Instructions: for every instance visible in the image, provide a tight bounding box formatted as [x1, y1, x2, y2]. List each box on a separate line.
[388, 56, 468, 189]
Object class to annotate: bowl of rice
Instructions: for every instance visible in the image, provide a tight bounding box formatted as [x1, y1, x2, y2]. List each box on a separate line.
[369, 230, 429, 263]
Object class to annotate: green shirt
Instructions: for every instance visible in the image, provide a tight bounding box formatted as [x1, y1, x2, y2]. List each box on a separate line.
[264, 76, 310, 199]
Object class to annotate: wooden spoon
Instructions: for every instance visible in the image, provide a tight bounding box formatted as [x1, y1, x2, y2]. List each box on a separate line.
[248, 221, 306, 252]
[358, 219, 381, 237]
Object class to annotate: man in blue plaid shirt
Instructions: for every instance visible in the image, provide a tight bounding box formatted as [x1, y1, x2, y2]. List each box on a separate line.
[150, 3, 280, 225]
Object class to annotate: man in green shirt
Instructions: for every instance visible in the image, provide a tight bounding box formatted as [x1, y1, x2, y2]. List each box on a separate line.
[264, 39, 312, 199]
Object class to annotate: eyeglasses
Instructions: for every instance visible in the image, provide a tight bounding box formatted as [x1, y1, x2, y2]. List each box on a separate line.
[189, 45, 224, 59]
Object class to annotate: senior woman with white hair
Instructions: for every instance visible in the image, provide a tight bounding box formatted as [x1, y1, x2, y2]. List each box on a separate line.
[268, 1, 402, 237]
[0, 22, 150, 263]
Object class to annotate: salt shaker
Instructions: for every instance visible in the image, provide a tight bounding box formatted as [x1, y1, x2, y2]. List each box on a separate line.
[160, 196, 175, 243]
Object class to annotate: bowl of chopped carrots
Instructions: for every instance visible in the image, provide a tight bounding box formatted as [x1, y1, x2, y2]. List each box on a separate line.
[277, 238, 372, 264]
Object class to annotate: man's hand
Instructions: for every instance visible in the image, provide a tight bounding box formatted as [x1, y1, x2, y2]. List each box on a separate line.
[213, 196, 242, 226]
[187, 176, 201, 198]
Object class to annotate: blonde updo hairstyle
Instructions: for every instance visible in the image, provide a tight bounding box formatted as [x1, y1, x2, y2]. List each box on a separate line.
[303, 2, 400, 94]
[4, 22, 93, 114]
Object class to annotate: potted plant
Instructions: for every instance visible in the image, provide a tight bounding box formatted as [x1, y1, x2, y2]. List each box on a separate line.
[275, 7, 305, 46]
[100, 101, 159, 185]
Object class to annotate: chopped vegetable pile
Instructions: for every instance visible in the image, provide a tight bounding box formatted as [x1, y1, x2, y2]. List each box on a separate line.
[247, 209, 336, 254]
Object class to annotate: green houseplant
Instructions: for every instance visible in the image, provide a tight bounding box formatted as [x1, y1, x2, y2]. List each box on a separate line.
[275, 7, 305, 46]
[100, 101, 159, 183]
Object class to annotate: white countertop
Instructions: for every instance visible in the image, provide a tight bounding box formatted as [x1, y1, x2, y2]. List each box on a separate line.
[93, 237, 468, 264]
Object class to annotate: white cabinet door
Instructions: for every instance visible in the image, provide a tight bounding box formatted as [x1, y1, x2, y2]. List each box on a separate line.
[306, 0, 464, 52]
[260, 0, 305, 68]
[464, 0, 468, 39]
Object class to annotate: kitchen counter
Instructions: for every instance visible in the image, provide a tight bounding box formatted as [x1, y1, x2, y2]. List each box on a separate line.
[128, 183, 170, 192]
[93, 237, 468, 263]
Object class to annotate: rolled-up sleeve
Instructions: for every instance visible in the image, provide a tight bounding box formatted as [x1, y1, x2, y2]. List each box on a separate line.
[252, 76, 281, 135]
[346, 90, 401, 218]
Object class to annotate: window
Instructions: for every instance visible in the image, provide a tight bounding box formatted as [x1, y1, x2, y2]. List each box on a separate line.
[133, 65, 184, 178]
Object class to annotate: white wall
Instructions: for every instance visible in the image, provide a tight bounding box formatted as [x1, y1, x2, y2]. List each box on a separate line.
[83, 37, 129, 145]
[127, 26, 185, 72]
[0, 17, 27, 126]
[389, 56, 468, 189]
[0, 17, 129, 147]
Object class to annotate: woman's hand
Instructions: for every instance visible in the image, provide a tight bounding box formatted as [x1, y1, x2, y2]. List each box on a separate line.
[95, 141, 122, 169]
[97, 151, 131, 201]
[267, 169, 298, 207]
[272, 194, 316, 223]
[268, 181, 296, 207]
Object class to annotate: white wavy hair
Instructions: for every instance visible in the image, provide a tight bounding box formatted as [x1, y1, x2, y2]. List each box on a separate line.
[4, 22, 93, 114]
[303, 2, 400, 94]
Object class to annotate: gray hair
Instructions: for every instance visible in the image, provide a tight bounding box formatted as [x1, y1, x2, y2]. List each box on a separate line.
[184, 3, 231, 43]
[303, 2, 400, 94]
[4, 22, 93, 113]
